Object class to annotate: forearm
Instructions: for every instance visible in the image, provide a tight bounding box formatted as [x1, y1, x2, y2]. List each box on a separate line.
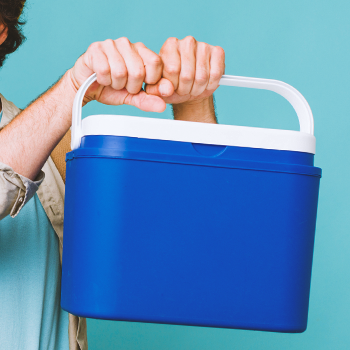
[172, 95, 217, 124]
[0, 70, 77, 180]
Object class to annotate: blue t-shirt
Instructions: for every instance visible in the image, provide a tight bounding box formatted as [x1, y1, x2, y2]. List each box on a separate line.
[0, 110, 69, 349]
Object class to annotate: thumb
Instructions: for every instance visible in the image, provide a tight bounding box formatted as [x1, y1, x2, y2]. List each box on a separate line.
[124, 89, 167, 113]
[94, 86, 167, 113]
[145, 78, 174, 97]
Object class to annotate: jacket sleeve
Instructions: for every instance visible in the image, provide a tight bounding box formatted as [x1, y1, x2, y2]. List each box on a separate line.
[0, 161, 45, 220]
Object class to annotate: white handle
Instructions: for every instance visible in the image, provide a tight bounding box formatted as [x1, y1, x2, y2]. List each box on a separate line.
[218, 75, 314, 135]
[71, 73, 314, 150]
[71, 73, 98, 150]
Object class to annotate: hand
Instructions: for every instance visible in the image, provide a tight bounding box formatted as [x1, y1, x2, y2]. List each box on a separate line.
[69, 38, 168, 112]
[145, 36, 225, 106]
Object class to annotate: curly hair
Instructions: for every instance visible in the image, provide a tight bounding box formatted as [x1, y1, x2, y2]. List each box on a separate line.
[0, 0, 26, 68]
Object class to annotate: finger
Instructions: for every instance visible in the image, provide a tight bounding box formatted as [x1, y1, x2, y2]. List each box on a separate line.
[133, 42, 163, 85]
[124, 89, 167, 112]
[102, 39, 127, 90]
[207, 46, 225, 91]
[159, 37, 181, 91]
[177, 36, 197, 96]
[145, 78, 174, 97]
[115, 37, 145, 94]
[191, 42, 211, 97]
[95, 86, 166, 112]
[84, 42, 112, 86]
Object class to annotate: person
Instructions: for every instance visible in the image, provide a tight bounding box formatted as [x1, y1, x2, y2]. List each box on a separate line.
[0, 2, 225, 350]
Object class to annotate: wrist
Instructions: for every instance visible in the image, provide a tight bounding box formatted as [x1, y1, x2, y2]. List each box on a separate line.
[51, 70, 79, 128]
[39, 70, 81, 131]
[172, 96, 217, 124]
[64, 69, 79, 95]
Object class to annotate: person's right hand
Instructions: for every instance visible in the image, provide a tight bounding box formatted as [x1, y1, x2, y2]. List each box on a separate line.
[145, 36, 225, 106]
[69, 37, 174, 113]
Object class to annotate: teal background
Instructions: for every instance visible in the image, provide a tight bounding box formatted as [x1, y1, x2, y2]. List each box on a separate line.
[1, 0, 349, 349]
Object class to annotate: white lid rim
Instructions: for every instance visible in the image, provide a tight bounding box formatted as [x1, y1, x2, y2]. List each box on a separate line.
[82, 115, 316, 154]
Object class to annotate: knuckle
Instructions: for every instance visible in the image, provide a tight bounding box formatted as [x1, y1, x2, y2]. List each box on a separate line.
[129, 68, 144, 80]
[198, 42, 210, 54]
[149, 54, 162, 66]
[180, 70, 194, 82]
[214, 45, 225, 57]
[112, 68, 127, 79]
[165, 37, 178, 45]
[88, 41, 101, 52]
[133, 42, 146, 51]
[133, 41, 143, 47]
[195, 69, 208, 84]
[103, 39, 114, 47]
[210, 70, 222, 81]
[184, 35, 196, 45]
[164, 63, 180, 76]
[98, 65, 110, 76]
[117, 36, 131, 46]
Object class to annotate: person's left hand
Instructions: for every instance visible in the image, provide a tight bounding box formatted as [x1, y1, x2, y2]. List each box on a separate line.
[69, 38, 168, 113]
[145, 36, 225, 105]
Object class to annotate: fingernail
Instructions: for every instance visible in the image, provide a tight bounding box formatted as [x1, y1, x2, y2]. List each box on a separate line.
[159, 84, 169, 96]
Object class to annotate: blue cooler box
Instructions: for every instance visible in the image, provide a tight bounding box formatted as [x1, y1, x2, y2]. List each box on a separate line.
[61, 74, 322, 333]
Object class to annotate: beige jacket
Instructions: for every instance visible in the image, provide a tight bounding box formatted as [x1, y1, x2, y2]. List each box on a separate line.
[0, 94, 88, 350]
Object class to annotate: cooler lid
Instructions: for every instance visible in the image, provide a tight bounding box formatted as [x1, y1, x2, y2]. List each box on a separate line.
[82, 115, 316, 154]
[72, 73, 316, 154]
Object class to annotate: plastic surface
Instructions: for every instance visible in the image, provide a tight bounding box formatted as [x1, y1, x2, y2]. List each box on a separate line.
[71, 73, 97, 150]
[81, 114, 316, 154]
[64, 72, 321, 333]
[62, 135, 321, 333]
[71, 74, 314, 150]
[219, 75, 314, 134]
[67, 135, 320, 177]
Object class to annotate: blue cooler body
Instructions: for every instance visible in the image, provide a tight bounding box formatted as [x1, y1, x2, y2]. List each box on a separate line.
[61, 74, 322, 333]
